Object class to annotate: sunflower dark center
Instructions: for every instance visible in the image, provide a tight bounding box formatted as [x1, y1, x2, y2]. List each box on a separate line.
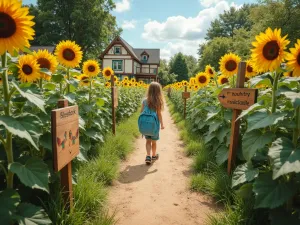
[198, 76, 207, 83]
[297, 53, 300, 65]
[62, 49, 76, 61]
[245, 77, 250, 82]
[105, 70, 111, 76]
[288, 71, 293, 77]
[209, 69, 213, 74]
[22, 65, 33, 75]
[247, 65, 253, 73]
[263, 40, 280, 60]
[37, 58, 51, 69]
[88, 65, 95, 72]
[82, 76, 89, 83]
[221, 77, 228, 84]
[0, 13, 16, 38]
[225, 60, 237, 72]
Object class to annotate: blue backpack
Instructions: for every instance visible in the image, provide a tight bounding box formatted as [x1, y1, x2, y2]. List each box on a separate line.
[138, 100, 159, 137]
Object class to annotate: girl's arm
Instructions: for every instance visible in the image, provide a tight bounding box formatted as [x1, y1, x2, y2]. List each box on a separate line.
[157, 109, 164, 129]
[140, 102, 145, 113]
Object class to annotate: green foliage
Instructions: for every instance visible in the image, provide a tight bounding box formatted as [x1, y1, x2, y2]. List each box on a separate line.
[28, 0, 121, 59]
[169, 52, 189, 81]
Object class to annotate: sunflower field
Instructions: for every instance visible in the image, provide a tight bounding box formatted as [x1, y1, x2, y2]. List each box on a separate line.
[166, 28, 300, 223]
[0, 1, 147, 224]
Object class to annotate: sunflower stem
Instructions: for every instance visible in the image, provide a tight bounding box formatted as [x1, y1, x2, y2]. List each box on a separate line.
[59, 82, 63, 97]
[1, 52, 14, 189]
[271, 71, 280, 113]
[67, 68, 70, 94]
[293, 106, 300, 148]
[39, 78, 43, 90]
[89, 77, 92, 104]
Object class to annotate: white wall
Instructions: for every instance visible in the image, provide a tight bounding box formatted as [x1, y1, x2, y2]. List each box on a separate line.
[107, 45, 128, 55]
[124, 59, 133, 73]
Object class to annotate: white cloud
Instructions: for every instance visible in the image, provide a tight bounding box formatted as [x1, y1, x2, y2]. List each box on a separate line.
[122, 20, 137, 30]
[199, 0, 224, 8]
[115, 0, 130, 13]
[142, 1, 241, 60]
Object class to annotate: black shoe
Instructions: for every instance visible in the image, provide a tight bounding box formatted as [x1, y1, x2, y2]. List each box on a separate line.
[145, 156, 152, 165]
[152, 154, 159, 161]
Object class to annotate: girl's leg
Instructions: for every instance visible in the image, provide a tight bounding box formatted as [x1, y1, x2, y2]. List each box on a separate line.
[151, 140, 157, 156]
[146, 139, 152, 156]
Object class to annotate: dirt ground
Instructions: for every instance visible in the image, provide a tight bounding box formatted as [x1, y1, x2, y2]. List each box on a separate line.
[108, 103, 218, 225]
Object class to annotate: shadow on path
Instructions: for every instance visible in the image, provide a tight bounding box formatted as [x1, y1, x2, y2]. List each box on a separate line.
[118, 164, 158, 184]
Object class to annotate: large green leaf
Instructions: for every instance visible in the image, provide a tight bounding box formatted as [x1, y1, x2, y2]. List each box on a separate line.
[246, 111, 286, 132]
[268, 137, 300, 179]
[215, 126, 230, 143]
[0, 115, 38, 149]
[16, 114, 43, 138]
[16, 203, 51, 225]
[250, 75, 273, 88]
[9, 157, 49, 193]
[282, 91, 300, 108]
[208, 120, 222, 134]
[236, 101, 265, 120]
[242, 130, 275, 161]
[232, 162, 259, 188]
[216, 146, 228, 165]
[0, 189, 20, 225]
[12, 82, 46, 113]
[253, 173, 297, 209]
[39, 132, 52, 150]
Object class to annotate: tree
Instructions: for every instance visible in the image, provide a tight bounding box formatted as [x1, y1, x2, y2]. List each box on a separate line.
[206, 4, 255, 40]
[158, 59, 177, 86]
[184, 55, 198, 77]
[197, 37, 233, 71]
[169, 53, 189, 81]
[27, 0, 121, 59]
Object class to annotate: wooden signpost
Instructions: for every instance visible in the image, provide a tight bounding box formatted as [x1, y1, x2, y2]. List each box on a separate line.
[111, 75, 118, 135]
[217, 62, 258, 174]
[182, 86, 190, 119]
[51, 100, 80, 209]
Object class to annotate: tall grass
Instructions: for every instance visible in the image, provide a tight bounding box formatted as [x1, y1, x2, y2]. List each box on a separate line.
[44, 112, 140, 224]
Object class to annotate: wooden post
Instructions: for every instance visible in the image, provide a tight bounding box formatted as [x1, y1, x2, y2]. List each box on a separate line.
[111, 75, 116, 135]
[184, 86, 187, 119]
[57, 99, 73, 210]
[227, 62, 246, 174]
[167, 87, 171, 98]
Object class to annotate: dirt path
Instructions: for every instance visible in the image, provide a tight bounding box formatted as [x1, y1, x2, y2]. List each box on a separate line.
[108, 103, 217, 225]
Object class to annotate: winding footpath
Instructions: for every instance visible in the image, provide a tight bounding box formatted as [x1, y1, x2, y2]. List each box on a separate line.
[108, 103, 217, 225]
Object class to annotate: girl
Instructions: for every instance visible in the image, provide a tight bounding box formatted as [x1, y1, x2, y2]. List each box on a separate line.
[140, 82, 165, 164]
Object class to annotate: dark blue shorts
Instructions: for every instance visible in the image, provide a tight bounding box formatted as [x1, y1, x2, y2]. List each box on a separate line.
[145, 134, 159, 141]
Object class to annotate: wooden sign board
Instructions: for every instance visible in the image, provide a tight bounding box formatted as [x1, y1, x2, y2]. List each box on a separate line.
[182, 92, 191, 99]
[218, 88, 258, 110]
[113, 87, 118, 108]
[52, 105, 80, 172]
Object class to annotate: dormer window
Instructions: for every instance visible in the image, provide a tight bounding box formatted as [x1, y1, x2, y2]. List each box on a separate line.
[114, 46, 121, 54]
[142, 55, 148, 61]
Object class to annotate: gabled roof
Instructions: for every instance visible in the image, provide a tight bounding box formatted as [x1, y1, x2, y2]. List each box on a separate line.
[99, 36, 160, 65]
[30, 46, 55, 53]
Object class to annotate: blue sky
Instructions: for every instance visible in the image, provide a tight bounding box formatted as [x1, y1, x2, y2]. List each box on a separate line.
[23, 0, 257, 60]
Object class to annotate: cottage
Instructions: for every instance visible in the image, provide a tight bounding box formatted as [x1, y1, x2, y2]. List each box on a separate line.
[99, 36, 160, 83]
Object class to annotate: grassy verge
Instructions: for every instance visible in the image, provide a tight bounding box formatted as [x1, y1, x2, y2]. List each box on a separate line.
[44, 112, 140, 225]
[167, 98, 258, 225]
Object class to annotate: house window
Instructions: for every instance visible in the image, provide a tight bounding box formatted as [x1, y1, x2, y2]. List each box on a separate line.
[114, 46, 121, 54]
[142, 55, 148, 61]
[112, 60, 123, 71]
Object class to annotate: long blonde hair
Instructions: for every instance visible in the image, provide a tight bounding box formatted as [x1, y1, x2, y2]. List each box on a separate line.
[147, 82, 164, 111]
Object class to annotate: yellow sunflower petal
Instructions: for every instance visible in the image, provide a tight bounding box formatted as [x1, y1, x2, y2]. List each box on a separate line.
[17, 55, 40, 83]
[219, 53, 241, 77]
[83, 59, 101, 77]
[55, 40, 83, 68]
[102, 67, 114, 79]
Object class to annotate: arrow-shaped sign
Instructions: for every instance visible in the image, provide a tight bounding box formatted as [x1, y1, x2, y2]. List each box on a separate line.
[218, 88, 258, 110]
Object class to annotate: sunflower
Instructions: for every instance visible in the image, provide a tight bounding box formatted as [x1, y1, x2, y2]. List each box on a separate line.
[130, 78, 136, 82]
[284, 71, 294, 77]
[205, 65, 215, 77]
[189, 77, 196, 85]
[251, 28, 290, 73]
[102, 67, 114, 79]
[217, 75, 229, 85]
[123, 81, 129, 87]
[18, 55, 40, 83]
[182, 80, 188, 86]
[195, 72, 210, 88]
[193, 85, 199, 91]
[83, 60, 100, 77]
[79, 74, 90, 86]
[286, 39, 300, 77]
[55, 40, 83, 68]
[33, 49, 57, 81]
[219, 53, 241, 77]
[188, 85, 193, 91]
[123, 76, 129, 81]
[128, 82, 133, 88]
[116, 81, 121, 86]
[0, 0, 35, 55]
[105, 81, 111, 88]
[139, 81, 144, 85]
[113, 76, 118, 83]
[245, 60, 256, 78]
